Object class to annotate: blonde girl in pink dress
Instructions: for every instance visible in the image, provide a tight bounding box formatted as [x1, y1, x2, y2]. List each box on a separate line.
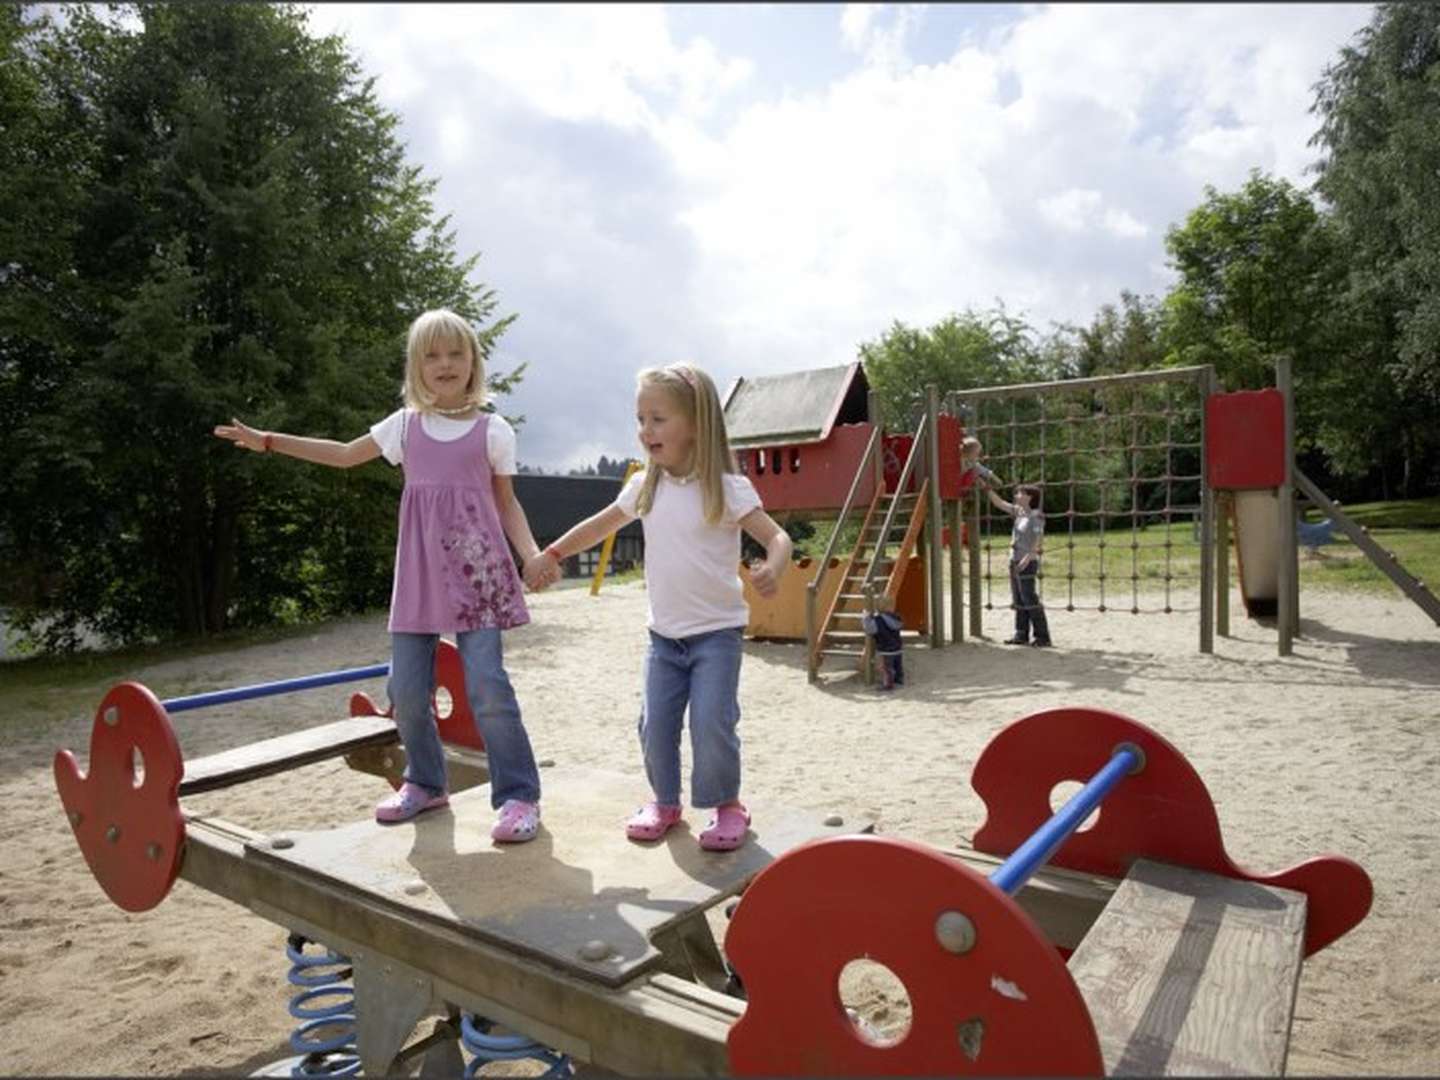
[215, 310, 555, 841]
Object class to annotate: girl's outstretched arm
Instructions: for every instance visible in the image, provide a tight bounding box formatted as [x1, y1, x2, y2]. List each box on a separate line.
[739, 508, 792, 598]
[213, 417, 381, 469]
[532, 503, 632, 583]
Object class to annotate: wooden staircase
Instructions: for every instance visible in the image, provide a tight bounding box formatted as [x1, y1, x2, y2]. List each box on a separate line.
[810, 483, 929, 676]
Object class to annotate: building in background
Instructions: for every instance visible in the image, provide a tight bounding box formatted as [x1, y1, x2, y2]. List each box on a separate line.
[512, 475, 644, 579]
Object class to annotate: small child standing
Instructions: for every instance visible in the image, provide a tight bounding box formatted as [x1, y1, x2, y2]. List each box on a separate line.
[214, 309, 553, 841]
[862, 595, 905, 690]
[531, 363, 792, 852]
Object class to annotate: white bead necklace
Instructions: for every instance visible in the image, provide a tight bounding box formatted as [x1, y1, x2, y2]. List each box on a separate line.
[431, 402, 477, 417]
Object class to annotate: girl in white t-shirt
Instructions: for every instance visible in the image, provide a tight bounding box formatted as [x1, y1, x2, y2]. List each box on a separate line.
[532, 363, 792, 851]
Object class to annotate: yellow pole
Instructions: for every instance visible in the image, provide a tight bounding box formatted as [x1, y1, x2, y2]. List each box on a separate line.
[591, 461, 643, 596]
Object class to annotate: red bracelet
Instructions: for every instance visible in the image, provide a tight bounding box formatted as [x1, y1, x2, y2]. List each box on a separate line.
[544, 545, 564, 562]
[262, 432, 273, 453]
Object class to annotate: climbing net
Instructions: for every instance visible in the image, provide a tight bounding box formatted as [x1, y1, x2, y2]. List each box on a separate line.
[951, 367, 1214, 616]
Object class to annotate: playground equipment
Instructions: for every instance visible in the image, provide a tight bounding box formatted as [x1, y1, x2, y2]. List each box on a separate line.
[952, 366, 1217, 646]
[55, 661, 1371, 1075]
[732, 356, 1435, 668]
[723, 367, 969, 679]
[725, 363, 1223, 675]
[1206, 357, 1440, 654]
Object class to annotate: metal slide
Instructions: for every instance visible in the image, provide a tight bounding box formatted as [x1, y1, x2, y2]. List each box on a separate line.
[1230, 489, 1282, 617]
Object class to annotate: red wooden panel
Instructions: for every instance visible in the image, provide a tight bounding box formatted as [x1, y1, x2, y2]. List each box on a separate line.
[1206, 389, 1285, 489]
[54, 683, 185, 912]
[737, 423, 878, 512]
[971, 706, 1372, 956]
[728, 834, 1102, 1076]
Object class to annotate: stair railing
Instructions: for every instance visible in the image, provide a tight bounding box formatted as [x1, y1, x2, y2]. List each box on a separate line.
[806, 424, 884, 680]
[859, 412, 929, 599]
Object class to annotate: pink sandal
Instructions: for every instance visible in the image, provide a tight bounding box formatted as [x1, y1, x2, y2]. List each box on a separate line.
[491, 799, 541, 843]
[625, 801, 684, 842]
[375, 782, 449, 824]
[698, 801, 751, 852]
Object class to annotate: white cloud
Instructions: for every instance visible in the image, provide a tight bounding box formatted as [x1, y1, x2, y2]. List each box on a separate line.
[1037, 190, 1149, 238]
[301, 2, 1374, 469]
[840, 4, 880, 52]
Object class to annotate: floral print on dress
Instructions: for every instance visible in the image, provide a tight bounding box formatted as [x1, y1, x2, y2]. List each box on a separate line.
[440, 504, 528, 630]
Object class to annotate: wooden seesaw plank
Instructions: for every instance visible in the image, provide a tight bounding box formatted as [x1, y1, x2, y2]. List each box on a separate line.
[179, 714, 399, 795]
[1066, 858, 1307, 1077]
[244, 764, 858, 989]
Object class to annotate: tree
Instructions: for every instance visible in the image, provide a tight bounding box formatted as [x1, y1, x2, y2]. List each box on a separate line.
[1310, 0, 1440, 495]
[1048, 291, 1167, 380]
[0, 3, 521, 650]
[858, 305, 1053, 429]
[1158, 171, 1372, 479]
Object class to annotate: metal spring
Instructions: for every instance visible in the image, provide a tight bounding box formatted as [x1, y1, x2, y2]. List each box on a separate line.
[285, 934, 360, 1077]
[460, 1013, 571, 1078]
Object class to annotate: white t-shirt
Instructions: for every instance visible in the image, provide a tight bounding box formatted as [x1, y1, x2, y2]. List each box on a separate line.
[369, 408, 517, 474]
[617, 470, 763, 639]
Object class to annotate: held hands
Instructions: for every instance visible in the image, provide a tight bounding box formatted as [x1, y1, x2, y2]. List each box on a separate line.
[523, 550, 561, 592]
[214, 417, 266, 452]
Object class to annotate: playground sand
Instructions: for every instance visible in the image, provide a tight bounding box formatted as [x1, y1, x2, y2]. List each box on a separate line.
[4, 580, 1439, 1075]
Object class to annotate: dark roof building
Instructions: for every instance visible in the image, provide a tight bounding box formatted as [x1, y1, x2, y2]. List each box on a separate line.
[512, 474, 643, 577]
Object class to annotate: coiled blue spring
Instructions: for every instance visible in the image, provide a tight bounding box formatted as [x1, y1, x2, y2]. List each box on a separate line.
[285, 934, 360, 1077]
[460, 1013, 572, 1078]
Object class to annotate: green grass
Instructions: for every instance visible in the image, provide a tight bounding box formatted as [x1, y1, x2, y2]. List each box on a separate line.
[958, 497, 1440, 599]
[0, 611, 389, 737]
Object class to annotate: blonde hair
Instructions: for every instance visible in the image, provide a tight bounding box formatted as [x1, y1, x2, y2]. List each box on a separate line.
[634, 363, 736, 525]
[962, 435, 982, 456]
[402, 309, 488, 413]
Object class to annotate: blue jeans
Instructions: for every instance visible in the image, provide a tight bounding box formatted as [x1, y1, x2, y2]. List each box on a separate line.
[389, 630, 541, 808]
[639, 627, 744, 809]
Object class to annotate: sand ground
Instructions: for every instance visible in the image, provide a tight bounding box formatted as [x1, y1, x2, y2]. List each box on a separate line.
[3, 580, 1438, 1075]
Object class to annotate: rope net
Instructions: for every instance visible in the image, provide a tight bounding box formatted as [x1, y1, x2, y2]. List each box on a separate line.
[955, 373, 1207, 616]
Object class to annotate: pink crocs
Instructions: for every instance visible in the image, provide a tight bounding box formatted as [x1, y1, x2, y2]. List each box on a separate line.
[698, 801, 751, 852]
[375, 782, 449, 824]
[625, 801, 684, 842]
[491, 799, 541, 843]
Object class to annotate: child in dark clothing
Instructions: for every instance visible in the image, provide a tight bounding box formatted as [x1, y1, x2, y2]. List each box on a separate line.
[862, 594, 905, 690]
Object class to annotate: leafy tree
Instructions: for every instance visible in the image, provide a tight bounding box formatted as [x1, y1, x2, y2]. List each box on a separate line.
[1161, 171, 1342, 389]
[1310, 0, 1440, 495]
[0, 3, 520, 650]
[858, 305, 1054, 429]
[1047, 291, 1167, 380]
[1157, 171, 1375, 483]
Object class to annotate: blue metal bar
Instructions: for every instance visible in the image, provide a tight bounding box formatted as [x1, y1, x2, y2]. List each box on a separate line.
[160, 664, 391, 714]
[989, 744, 1141, 896]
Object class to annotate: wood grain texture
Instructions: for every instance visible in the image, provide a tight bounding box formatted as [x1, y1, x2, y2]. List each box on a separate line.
[179, 714, 398, 795]
[1068, 858, 1306, 1076]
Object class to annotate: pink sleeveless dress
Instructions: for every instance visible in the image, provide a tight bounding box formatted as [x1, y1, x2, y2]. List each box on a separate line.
[387, 411, 530, 633]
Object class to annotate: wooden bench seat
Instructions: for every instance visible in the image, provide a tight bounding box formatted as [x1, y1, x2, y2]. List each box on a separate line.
[1067, 858, 1307, 1076]
[179, 714, 400, 796]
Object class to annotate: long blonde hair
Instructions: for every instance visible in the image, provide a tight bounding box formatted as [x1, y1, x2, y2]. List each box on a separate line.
[402, 309, 488, 413]
[634, 363, 736, 525]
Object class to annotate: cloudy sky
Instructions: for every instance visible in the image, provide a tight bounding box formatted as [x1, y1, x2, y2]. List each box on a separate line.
[304, 3, 1373, 473]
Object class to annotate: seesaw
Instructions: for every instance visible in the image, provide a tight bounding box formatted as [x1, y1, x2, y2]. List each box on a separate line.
[54, 651, 1372, 1075]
